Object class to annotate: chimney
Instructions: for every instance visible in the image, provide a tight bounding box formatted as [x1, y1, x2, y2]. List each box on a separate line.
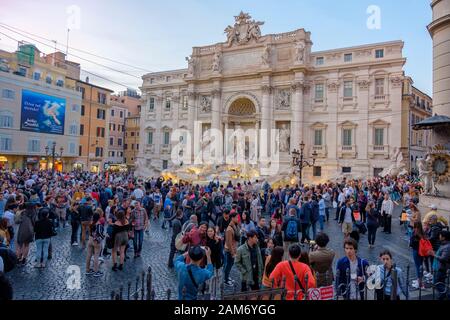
[85, 76, 89, 83]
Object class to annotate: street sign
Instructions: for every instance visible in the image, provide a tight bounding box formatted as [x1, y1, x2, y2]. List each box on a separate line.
[307, 286, 334, 300]
[308, 288, 321, 300]
[319, 286, 334, 300]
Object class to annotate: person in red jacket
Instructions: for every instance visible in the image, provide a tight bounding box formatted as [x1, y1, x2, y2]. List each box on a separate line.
[269, 243, 316, 300]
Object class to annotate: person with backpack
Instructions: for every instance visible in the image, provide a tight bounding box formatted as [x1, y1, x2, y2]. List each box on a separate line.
[282, 208, 302, 260]
[309, 233, 335, 287]
[175, 246, 213, 300]
[375, 250, 406, 300]
[85, 213, 105, 277]
[410, 221, 428, 289]
[269, 243, 316, 300]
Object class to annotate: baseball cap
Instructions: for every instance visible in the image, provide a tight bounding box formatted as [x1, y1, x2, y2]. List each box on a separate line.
[429, 204, 437, 210]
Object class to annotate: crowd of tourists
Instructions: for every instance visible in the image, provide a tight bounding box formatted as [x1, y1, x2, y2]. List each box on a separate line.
[0, 169, 449, 300]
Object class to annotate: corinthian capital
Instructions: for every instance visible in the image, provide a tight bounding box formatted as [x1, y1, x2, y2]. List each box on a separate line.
[261, 85, 273, 94]
[291, 81, 304, 92]
[211, 89, 221, 98]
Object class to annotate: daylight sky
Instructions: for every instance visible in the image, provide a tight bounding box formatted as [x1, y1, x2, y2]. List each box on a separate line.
[0, 0, 433, 95]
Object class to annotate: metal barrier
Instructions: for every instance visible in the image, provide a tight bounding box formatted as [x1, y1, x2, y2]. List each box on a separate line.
[110, 264, 450, 300]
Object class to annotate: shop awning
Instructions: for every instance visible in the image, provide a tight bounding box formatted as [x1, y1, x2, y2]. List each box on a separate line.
[0, 156, 8, 162]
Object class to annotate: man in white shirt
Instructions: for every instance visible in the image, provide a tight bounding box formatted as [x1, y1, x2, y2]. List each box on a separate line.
[381, 193, 394, 234]
[339, 199, 354, 239]
[133, 185, 144, 202]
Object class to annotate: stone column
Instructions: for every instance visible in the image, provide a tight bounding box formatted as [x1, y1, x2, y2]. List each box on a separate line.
[187, 91, 197, 163]
[428, 0, 450, 118]
[261, 85, 272, 160]
[291, 78, 304, 152]
[155, 95, 164, 156]
[211, 89, 221, 132]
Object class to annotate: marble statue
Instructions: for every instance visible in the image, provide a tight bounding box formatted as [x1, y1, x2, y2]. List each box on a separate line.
[212, 52, 222, 72]
[261, 45, 271, 67]
[380, 147, 408, 177]
[279, 124, 290, 152]
[294, 41, 305, 64]
[418, 155, 436, 195]
[186, 56, 196, 75]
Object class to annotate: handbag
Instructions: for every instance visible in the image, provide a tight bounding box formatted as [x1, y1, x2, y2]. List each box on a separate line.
[419, 238, 433, 257]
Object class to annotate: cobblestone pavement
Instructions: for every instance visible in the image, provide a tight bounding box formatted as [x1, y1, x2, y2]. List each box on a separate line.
[7, 204, 423, 300]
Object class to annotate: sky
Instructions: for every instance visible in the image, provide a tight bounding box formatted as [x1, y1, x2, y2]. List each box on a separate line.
[0, 0, 433, 95]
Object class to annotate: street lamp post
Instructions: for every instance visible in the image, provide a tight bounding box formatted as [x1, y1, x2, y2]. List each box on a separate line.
[45, 142, 64, 174]
[291, 141, 318, 187]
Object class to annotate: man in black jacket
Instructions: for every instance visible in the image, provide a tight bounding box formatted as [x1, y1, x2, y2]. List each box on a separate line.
[255, 217, 269, 256]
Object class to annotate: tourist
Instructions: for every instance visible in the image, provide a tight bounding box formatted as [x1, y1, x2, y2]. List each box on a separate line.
[335, 238, 369, 300]
[15, 202, 37, 265]
[300, 196, 312, 243]
[175, 246, 213, 300]
[269, 243, 316, 300]
[430, 230, 450, 300]
[68, 201, 81, 246]
[79, 197, 94, 248]
[338, 198, 356, 239]
[282, 208, 301, 259]
[366, 201, 380, 248]
[223, 212, 240, 286]
[375, 250, 406, 300]
[130, 201, 148, 258]
[111, 210, 131, 271]
[309, 233, 335, 287]
[381, 193, 394, 234]
[235, 230, 263, 292]
[168, 209, 184, 269]
[33, 208, 54, 268]
[261, 246, 284, 289]
[269, 218, 283, 247]
[85, 213, 105, 277]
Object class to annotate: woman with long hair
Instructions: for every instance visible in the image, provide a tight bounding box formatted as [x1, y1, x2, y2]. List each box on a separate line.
[366, 201, 380, 248]
[262, 246, 284, 288]
[86, 212, 105, 277]
[271, 208, 283, 226]
[268, 219, 283, 247]
[111, 210, 131, 271]
[15, 203, 37, 265]
[410, 221, 426, 289]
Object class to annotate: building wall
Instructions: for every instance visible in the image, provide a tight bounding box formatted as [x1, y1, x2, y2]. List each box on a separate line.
[107, 103, 126, 164]
[124, 116, 140, 168]
[0, 46, 81, 171]
[76, 80, 113, 173]
[137, 19, 420, 182]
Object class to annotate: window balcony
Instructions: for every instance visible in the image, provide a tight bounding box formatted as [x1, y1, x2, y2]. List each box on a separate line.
[145, 144, 155, 153]
[161, 144, 171, 154]
[368, 145, 390, 159]
[338, 145, 357, 158]
[311, 145, 327, 158]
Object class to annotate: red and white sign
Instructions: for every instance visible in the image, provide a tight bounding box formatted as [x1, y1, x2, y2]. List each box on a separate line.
[307, 286, 334, 300]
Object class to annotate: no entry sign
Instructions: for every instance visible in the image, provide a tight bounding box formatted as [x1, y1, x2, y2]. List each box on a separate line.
[307, 286, 334, 300]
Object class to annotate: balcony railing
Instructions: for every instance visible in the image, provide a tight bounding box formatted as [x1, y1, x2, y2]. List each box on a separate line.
[374, 95, 386, 101]
[342, 145, 353, 151]
[368, 145, 389, 159]
[161, 144, 171, 154]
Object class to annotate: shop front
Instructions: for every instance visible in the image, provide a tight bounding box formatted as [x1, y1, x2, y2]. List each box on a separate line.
[25, 156, 40, 170]
[0, 156, 8, 170]
[104, 163, 128, 173]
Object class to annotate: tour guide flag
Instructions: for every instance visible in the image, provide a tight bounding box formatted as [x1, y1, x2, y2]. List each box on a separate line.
[20, 89, 66, 135]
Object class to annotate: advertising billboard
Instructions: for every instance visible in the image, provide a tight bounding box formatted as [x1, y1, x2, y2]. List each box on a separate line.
[20, 89, 66, 135]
